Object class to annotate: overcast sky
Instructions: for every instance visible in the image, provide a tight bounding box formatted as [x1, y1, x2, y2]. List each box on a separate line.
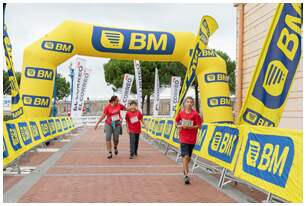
[5, 3, 236, 99]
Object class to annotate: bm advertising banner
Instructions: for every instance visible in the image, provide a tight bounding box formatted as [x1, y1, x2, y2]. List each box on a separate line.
[238, 3, 302, 127]
[234, 125, 302, 202]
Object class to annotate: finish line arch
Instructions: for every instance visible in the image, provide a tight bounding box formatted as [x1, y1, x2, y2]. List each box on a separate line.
[20, 18, 233, 123]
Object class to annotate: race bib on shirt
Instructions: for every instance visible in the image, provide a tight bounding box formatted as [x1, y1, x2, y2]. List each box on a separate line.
[130, 116, 139, 124]
[111, 114, 120, 121]
[182, 119, 193, 127]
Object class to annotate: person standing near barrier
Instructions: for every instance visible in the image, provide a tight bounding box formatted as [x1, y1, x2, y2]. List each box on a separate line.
[125, 101, 144, 159]
[175, 96, 202, 184]
[94, 95, 128, 159]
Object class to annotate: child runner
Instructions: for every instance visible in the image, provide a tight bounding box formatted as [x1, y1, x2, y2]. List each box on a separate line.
[175, 96, 202, 184]
[125, 101, 144, 159]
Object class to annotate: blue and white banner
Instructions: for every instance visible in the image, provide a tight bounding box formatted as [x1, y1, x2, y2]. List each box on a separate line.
[134, 60, 143, 111]
[153, 68, 160, 117]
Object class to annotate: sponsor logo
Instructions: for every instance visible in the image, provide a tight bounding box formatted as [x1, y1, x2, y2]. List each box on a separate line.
[172, 128, 179, 143]
[208, 126, 239, 163]
[48, 119, 57, 135]
[171, 77, 181, 114]
[61, 119, 68, 130]
[17, 122, 33, 145]
[208, 96, 231, 107]
[205, 72, 228, 83]
[39, 120, 51, 137]
[6, 123, 22, 151]
[25, 67, 54, 80]
[92, 26, 175, 54]
[41, 41, 74, 53]
[29, 121, 41, 141]
[3, 136, 9, 158]
[55, 119, 63, 132]
[243, 132, 294, 187]
[252, 4, 301, 109]
[194, 125, 208, 151]
[156, 120, 165, 137]
[189, 48, 217, 58]
[12, 107, 23, 119]
[23, 95, 50, 108]
[243, 108, 275, 127]
[163, 120, 174, 139]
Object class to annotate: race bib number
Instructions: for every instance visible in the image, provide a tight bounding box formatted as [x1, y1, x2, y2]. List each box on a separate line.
[111, 114, 120, 121]
[130, 116, 139, 124]
[182, 119, 193, 127]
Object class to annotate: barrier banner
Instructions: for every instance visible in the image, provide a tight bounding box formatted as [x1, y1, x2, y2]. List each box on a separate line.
[121, 73, 134, 107]
[77, 67, 92, 114]
[193, 124, 208, 155]
[234, 125, 302, 202]
[175, 16, 218, 117]
[3, 24, 25, 120]
[170, 76, 181, 116]
[3, 116, 76, 167]
[238, 3, 302, 127]
[162, 119, 175, 144]
[134, 60, 143, 111]
[153, 68, 160, 117]
[196, 124, 242, 171]
[71, 56, 87, 117]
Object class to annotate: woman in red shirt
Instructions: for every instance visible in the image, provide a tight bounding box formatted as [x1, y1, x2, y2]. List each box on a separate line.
[175, 96, 202, 184]
[95, 96, 128, 159]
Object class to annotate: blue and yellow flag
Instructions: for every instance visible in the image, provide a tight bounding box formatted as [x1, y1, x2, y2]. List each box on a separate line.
[174, 16, 218, 117]
[238, 3, 302, 127]
[3, 24, 25, 119]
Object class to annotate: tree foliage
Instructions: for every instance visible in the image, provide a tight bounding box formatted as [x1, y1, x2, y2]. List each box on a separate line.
[54, 73, 70, 100]
[215, 50, 236, 94]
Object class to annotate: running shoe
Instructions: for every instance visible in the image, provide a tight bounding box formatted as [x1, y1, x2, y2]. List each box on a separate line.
[184, 176, 190, 185]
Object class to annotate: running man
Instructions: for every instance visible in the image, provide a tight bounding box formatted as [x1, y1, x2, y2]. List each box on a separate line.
[175, 96, 202, 184]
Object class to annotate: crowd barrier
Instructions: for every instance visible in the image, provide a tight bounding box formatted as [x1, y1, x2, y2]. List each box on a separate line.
[3, 116, 76, 168]
[142, 116, 302, 203]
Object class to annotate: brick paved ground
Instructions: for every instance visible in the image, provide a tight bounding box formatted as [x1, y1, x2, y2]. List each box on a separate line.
[4, 126, 264, 203]
[5, 127, 234, 202]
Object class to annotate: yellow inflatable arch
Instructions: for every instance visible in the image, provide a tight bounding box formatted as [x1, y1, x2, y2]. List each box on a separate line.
[20, 19, 233, 123]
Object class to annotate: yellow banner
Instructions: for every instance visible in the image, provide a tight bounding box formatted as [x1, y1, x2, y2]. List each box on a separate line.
[3, 24, 25, 120]
[3, 116, 75, 167]
[238, 3, 302, 127]
[175, 16, 218, 117]
[234, 125, 302, 202]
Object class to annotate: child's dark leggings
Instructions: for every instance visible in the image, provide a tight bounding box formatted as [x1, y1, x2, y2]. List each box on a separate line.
[129, 133, 140, 156]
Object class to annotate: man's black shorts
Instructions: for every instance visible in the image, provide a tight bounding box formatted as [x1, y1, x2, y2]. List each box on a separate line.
[180, 143, 195, 157]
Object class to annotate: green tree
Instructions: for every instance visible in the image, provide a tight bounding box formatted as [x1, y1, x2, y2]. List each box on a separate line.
[54, 73, 70, 100]
[215, 50, 236, 94]
[103, 50, 235, 114]
[3, 71, 70, 100]
[104, 60, 186, 114]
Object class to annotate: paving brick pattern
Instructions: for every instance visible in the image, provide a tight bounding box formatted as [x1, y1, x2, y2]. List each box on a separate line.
[15, 127, 235, 203]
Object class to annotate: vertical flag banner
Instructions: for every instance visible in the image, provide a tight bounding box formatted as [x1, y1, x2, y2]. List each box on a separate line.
[76, 67, 92, 115]
[121, 74, 134, 107]
[238, 3, 302, 127]
[175, 16, 219, 117]
[3, 25, 25, 120]
[170, 76, 181, 116]
[71, 56, 87, 117]
[153, 68, 160, 117]
[134, 60, 143, 111]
